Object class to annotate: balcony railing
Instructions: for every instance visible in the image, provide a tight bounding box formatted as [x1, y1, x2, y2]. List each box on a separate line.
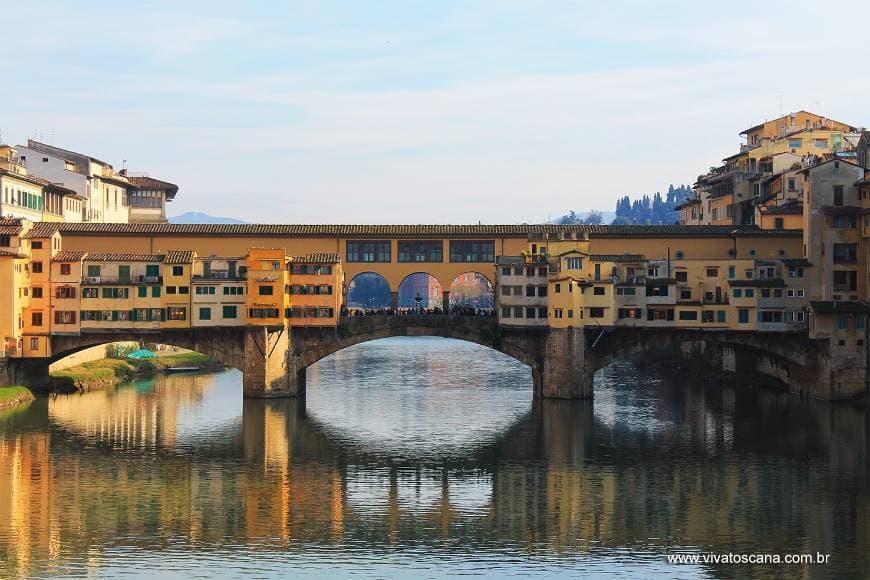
[192, 273, 247, 281]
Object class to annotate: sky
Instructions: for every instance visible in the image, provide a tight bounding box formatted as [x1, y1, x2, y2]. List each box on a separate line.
[3, 0, 869, 224]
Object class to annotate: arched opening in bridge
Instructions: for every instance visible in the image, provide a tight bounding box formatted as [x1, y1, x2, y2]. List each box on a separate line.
[347, 272, 391, 310]
[397, 273, 443, 311]
[304, 336, 533, 459]
[449, 271, 494, 313]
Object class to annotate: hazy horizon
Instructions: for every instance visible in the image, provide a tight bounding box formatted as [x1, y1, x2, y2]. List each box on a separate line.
[3, 1, 868, 224]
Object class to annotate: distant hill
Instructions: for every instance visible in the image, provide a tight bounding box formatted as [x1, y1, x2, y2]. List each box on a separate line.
[169, 212, 247, 225]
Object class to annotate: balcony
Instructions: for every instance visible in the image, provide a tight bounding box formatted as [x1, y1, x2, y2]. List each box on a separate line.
[193, 272, 247, 282]
[522, 253, 550, 265]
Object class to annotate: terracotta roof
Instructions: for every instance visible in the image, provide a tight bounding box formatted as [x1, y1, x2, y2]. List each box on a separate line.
[0, 225, 22, 236]
[128, 175, 179, 200]
[810, 300, 869, 315]
[0, 249, 23, 258]
[291, 253, 341, 263]
[164, 250, 194, 264]
[589, 254, 645, 262]
[83, 253, 166, 262]
[53, 251, 87, 262]
[24, 222, 805, 238]
[21, 223, 59, 238]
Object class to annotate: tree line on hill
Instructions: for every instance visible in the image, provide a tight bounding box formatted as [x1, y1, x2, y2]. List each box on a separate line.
[552, 184, 693, 226]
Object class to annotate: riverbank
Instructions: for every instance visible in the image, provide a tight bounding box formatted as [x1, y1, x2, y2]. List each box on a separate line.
[0, 386, 35, 410]
[49, 353, 224, 393]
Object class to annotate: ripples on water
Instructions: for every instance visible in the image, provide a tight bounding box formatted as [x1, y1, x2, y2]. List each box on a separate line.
[0, 336, 867, 579]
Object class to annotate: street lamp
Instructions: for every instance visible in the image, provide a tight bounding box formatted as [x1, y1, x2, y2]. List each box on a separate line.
[415, 292, 423, 312]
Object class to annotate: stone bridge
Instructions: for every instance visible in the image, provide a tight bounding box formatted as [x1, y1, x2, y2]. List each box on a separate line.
[0, 317, 856, 400]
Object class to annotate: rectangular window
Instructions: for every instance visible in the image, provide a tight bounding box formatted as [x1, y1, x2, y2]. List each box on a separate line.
[679, 310, 698, 321]
[31, 312, 43, 326]
[788, 138, 802, 149]
[32, 261, 43, 274]
[588, 307, 605, 318]
[258, 285, 274, 295]
[501, 306, 512, 319]
[857, 316, 866, 329]
[538, 285, 547, 297]
[60, 263, 71, 276]
[199, 307, 211, 320]
[554, 283, 561, 294]
[788, 267, 804, 278]
[593, 287, 605, 296]
[833, 243, 857, 264]
[526, 307, 536, 319]
[167, 307, 187, 321]
[56, 286, 76, 299]
[223, 306, 238, 319]
[553, 308, 563, 319]
[223, 286, 244, 296]
[172, 265, 184, 276]
[30, 338, 39, 351]
[833, 185, 844, 207]
[788, 179, 796, 192]
[178, 286, 189, 295]
[675, 271, 688, 283]
[565, 257, 583, 270]
[738, 309, 750, 323]
[347, 240, 391, 262]
[398, 241, 443, 262]
[152, 286, 161, 298]
[616, 287, 636, 296]
[760, 310, 784, 323]
[138, 286, 147, 298]
[717, 310, 726, 323]
[118, 265, 130, 281]
[744, 288, 754, 298]
[538, 307, 547, 319]
[705, 268, 718, 277]
[745, 270, 753, 279]
[733, 288, 742, 298]
[31, 241, 43, 250]
[513, 306, 523, 318]
[32, 287, 43, 299]
[526, 285, 535, 297]
[648, 267, 659, 277]
[166, 286, 177, 295]
[449, 240, 494, 263]
[54, 311, 76, 325]
[617, 308, 642, 319]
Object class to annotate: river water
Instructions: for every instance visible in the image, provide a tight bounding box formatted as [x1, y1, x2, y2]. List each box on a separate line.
[0, 337, 868, 578]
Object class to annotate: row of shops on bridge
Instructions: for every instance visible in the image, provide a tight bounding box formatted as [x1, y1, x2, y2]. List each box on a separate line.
[0, 219, 867, 362]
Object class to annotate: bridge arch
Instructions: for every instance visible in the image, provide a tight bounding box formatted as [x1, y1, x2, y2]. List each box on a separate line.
[448, 271, 494, 311]
[397, 272, 443, 310]
[49, 327, 248, 371]
[288, 316, 546, 392]
[346, 271, 392, 310]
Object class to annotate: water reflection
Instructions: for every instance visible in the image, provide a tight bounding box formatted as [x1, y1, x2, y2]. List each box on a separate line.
[0, 338, 866, 578]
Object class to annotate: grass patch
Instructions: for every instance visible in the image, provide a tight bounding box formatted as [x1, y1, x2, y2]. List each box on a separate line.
[0, 386, 33, 402]
[155, 352, 220, 367]
[0, 386, 35, 410]
[50, 359, 136, 390]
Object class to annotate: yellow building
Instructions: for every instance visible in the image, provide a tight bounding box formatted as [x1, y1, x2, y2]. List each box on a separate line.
[246, 249, 289, 326]
[288, 253, 343, 326]
[191, 255, 247, 327]
[161, 251, 195, 330]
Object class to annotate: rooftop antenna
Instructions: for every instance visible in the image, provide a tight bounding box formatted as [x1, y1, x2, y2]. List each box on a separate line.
[777, 94, 784, 116]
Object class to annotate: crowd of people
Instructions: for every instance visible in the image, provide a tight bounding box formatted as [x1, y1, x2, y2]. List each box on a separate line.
[342, 305, 494, 317]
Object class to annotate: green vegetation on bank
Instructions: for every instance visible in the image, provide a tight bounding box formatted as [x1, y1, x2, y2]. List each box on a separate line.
[49, 359, 150, 391]
[0, 386, 35, 410]
[155, 352, 222, 368]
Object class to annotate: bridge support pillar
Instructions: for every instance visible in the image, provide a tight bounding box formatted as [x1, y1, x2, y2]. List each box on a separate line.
[243, 326, 294, 398]
[1, 358, 50, 391]
[390, 291, 399, 311]
[542, 328, 591, 399]
[442, 290, 450, 314]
